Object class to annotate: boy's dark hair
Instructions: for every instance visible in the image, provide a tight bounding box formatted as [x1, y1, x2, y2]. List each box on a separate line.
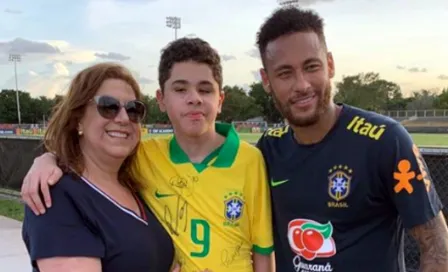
[158, 37, 223, 91]
[256, 7, 327, 65]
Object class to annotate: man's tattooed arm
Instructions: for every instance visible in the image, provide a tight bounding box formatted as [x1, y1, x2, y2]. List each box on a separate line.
[409, 212, 448, 272]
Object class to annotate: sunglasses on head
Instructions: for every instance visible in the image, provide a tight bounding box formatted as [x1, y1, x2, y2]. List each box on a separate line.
[93, 95, 146, 123]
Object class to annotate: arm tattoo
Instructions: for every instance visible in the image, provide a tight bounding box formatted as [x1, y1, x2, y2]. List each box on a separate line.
[409, 212, 448, 271]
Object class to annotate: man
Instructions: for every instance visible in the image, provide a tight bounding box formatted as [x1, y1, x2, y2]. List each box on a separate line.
[255, 7, 448, 272]
[20, 38, 274, 272]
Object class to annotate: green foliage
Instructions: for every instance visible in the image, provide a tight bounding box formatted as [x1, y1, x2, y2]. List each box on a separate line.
[0, 90, 60, 123]
[334, 72, 446, 112]
[0, 73, 447, 124]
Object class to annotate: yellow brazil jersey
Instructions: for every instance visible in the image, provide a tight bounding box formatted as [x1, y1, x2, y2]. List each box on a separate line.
[132, 123, 273, 272]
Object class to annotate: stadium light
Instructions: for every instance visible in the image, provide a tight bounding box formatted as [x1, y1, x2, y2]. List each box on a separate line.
[8, 53, 22, 125]
[278, 0, 299, 8]
[166, 16, 181, 40]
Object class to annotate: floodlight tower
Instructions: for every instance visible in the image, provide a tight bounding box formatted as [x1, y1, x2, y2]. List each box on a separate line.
[278, 0, 299, 8]
[8, 53, 22, 124]
[166, 16, 181, 40]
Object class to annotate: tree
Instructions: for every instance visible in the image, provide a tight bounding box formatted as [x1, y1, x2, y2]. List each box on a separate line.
[0, 90, 21, 123]
[334, 72, 404, 111]
[218, 85, 261, 122]
[406, 89, 437, 110]
[142, 95, 169, 124]
[434, 88, 448, 109]
[248, 82, 283, 123]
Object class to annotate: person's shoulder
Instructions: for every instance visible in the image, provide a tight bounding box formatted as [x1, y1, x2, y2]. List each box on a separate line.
[238, 140, 264, 159]
[343, 105, 400, 141]
[256, 125, 292, 154]
[258, 125, 291, 144]
[137, 136, 171, 157]
[23, 172, 86, 221]
[139, 136, 170, 148]
[51, 172, 84, 194]
[344, 105, 399, 127]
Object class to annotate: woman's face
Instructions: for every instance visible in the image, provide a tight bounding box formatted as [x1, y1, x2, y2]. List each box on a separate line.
[78, 78, 144, 160]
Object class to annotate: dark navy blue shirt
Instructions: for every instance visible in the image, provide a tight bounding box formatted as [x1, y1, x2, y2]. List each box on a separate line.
[257, 104, 443, 272]
[22, 172, 174, 272]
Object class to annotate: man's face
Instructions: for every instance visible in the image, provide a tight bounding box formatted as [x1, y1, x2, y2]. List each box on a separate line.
[156, 61, 224, 137]
[260, 31, 334, 127]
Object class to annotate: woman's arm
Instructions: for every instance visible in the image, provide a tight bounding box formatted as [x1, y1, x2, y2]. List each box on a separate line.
[22, 176, 105, 271]
[37, 257, 101, 272]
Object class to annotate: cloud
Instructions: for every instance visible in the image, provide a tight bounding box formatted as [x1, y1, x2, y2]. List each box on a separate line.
[1, 62, 72, 98]
[438, 75, 448, 80]
[278, 0, 335, 7]
[185, 33, 197, 38]
[107, 0, 158, 3]
[129, 70, 155, 88]
[0, 38, 61, 54]
[408, 67, 427, 73]
[396, 65, 428, 73]
[221, 54, 236, 61]
[139, 77, 153, 84]
[246, 48, 260, 59]
[241, 84, 251, 92]
[251, 70, 261, 81]
[94, 52, 130, 61]
[4, 8, 22, 14]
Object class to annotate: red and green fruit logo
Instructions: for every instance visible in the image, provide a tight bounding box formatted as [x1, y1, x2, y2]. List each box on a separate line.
[287, 219, 336, 261]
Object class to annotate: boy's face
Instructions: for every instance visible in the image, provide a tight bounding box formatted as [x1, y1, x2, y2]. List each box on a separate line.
[157, 61, 224, 137]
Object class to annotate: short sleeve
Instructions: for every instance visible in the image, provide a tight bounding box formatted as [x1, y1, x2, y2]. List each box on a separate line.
[22, 177, 105, 261]
[379, 124, 443, 229]
[245, 151, 274, 255]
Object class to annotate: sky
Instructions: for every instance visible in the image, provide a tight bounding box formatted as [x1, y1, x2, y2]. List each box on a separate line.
[0, 0, 447, 98]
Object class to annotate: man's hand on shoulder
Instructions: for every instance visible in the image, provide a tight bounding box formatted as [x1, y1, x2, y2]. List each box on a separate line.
[409, 211, 448, 271]
[21, 152, 63, 215]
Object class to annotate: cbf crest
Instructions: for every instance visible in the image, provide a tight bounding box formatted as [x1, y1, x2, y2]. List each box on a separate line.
[223, 191, 244, 227]
[327, 165, 353, 208]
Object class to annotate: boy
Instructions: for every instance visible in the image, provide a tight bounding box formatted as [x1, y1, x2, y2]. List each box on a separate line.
[21, 38, 274, 272]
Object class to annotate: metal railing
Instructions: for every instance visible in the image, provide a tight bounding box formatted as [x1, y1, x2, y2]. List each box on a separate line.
[382, 109, 448, 119]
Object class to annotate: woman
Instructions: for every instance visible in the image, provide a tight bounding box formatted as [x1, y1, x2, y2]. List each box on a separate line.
[21, 63, 176, 272]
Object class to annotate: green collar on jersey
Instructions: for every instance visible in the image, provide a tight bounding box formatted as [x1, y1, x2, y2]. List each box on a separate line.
[169, 122, 240, 171]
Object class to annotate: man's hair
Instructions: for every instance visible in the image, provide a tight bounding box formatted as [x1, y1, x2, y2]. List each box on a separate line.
[158, 37, 223, 90]
[256, 7, 327, 64]
[44, 62, 144, 191]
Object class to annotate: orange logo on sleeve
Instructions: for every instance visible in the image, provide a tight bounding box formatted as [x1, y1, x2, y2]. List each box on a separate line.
[394, 160, 416, 194]
[393, 144, 431, 194]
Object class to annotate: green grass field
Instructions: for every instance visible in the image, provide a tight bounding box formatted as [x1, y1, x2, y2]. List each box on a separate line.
[0, 199, 24, 221]
[143, 132, 448, 147]
[1, 132, 447, 221]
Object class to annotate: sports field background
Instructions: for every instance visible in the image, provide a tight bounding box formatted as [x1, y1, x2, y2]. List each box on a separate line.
[143, 133, 448, 147]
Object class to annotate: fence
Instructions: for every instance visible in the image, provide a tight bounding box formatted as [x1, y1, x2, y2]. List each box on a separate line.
[382, 109, 448, 119]
[0, 137, 447, 270]
[404, 147, 448, 271]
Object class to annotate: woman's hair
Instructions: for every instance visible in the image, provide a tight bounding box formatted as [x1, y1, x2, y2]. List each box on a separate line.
[44, 62, 144, 191]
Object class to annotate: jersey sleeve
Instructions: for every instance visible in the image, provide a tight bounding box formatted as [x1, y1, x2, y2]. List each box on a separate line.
[245, 150, 274, 255]
[379, 124, 443, 229]
[22, 177, 105, 261]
